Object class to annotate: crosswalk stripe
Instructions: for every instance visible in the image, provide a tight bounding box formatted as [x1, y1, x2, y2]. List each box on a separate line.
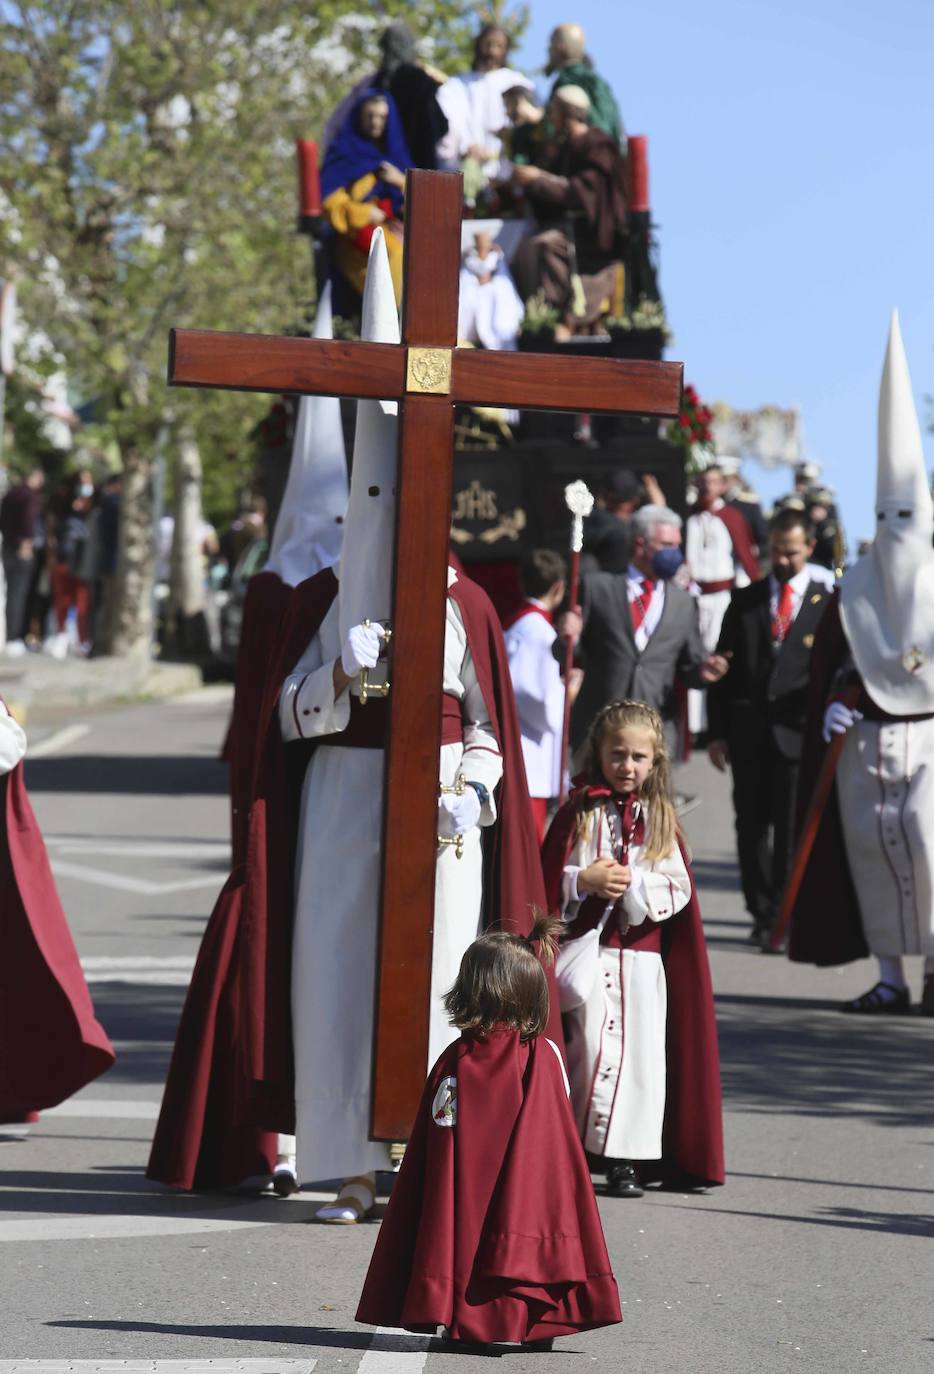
[357, 1330, 431, 1373]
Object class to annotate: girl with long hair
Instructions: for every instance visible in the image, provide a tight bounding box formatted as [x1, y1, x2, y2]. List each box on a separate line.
[541, 699, 723, 1198]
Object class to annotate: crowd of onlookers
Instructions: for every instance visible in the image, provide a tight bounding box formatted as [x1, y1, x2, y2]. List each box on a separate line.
[0, 466, 122, 659]
[0, 466, 269, 661]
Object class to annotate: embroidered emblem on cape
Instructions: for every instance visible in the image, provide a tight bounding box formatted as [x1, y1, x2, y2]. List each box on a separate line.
[903, 645, 926, 675]
[431, 1076, 457, 1127]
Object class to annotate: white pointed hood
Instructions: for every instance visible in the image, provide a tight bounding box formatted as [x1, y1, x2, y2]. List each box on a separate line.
[337, 229, 401, 643]
[839, 311, 934, 712]
[265, 282, 348, 586]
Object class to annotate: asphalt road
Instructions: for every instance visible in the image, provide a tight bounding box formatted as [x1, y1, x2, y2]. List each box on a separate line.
[1, 690, 931, 1373]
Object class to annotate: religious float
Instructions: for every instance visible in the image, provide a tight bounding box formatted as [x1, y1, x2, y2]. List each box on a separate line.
[287, 132, 687, 619]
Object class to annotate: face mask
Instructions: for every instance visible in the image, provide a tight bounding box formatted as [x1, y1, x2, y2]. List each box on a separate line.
[79, 483, 94, 498]
[651, 546, 684, 580]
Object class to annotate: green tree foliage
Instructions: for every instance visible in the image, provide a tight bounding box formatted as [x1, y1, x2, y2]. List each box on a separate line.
[0, 0, 509, 650]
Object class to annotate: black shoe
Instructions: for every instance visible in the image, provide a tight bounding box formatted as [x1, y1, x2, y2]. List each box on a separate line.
[841, 981, 911, 1015]
[605, 1161, 644, 1198]
[271, 1163, 299, 1196]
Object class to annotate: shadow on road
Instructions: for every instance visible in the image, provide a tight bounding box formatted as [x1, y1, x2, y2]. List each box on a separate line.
[24, 755, 227, 796]
[670, 1201, 934, 1239]
[717, 992, 934, 1129]
[45, 1321, 381, 1352]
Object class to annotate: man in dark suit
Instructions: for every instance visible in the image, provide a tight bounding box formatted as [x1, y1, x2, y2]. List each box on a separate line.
[561, 504, 729, 751]
[707, 508, 830, 948]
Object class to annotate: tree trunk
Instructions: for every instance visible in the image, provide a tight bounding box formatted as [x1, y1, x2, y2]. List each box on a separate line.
[165, 430, 212, 657]
[104, 444, 155, 659]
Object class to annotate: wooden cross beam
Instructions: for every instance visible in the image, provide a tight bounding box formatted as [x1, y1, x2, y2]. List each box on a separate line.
[168, 169, 683, 1141]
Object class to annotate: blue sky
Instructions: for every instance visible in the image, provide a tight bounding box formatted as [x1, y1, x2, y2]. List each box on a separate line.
[513, 0, 934, 547]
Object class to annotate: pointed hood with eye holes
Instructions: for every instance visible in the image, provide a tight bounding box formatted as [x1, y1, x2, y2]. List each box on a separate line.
[264, 281, 348, 587]
[336, 228, 400, 647]
[839, 310, 934, 713]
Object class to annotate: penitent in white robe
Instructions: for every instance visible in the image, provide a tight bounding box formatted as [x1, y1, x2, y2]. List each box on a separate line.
[685, 505, 750, 732]
[279, 579, 502, 1183]
[503, 604, 564, 800]
[836, 717, 934, 958]
[559, 802, 690, 1161]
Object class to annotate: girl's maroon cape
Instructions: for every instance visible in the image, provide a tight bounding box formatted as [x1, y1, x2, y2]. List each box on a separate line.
[786, 594, 867, 966]
[0, 737, 114, 1120]
[449, 575, 564, 1049]
[541, 802, 725, 1187]
[356, 1030, 621, 1342]
[146, 568, 338, 1189]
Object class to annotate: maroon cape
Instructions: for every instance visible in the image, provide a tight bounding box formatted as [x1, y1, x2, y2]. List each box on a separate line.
[541, 801, 725, 1188]
[147, 569, 338, 1189]
[0, 736, 115, 1120]
[712, 504, 761, 582]
[357, 1029, 621, 1343]
[787, 594, 868, 966]
[148, 569, 559, 1189]
[223, 570, 294, 863]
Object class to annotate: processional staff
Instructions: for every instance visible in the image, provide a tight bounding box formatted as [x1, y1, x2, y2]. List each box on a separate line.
[559, 480, 595, 805]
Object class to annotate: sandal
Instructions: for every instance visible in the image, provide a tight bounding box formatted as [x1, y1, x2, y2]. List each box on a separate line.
[841, 981, 910, 1015]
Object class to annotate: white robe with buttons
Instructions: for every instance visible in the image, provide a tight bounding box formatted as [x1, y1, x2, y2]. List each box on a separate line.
[559, 803, 690, 1161]
[836, 717, 934, 957]
[279, 583, 502, 1182]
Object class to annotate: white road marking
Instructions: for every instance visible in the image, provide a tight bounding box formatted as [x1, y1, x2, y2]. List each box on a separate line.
[26, 723, 91, 758]
[0, 1364, 313, 1373]
[80, 956, 196, 986]
[42, 1099, 161, 1120]
[358, 1329, 432, 1373]
[168, 684, 235, 706]
[50, 859, 220, 897]
[48, 841, 229, 860]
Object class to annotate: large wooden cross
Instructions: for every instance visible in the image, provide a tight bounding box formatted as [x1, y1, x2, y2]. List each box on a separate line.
[169, 170, 683, 1140]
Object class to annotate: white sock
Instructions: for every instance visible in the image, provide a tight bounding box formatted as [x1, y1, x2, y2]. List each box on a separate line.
[315, 1172, 375, 1222]
[877, 956, 907, 990]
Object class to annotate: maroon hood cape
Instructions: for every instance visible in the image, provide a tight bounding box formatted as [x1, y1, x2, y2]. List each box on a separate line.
[148, 569, 559, 1189]
[711, 503, 761, 583]
[223, 570, 294, 863]
[787, 594, 868, 966]
[0, 731, 114, 1120]
[147, 568, 338, 1189]
[356, 1029, 621, 1343]
[541, 802, 725, 1188]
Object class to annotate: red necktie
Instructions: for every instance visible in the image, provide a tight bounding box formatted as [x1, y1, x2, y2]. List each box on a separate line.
[631, 578, 655, 632]
[772, 581, 794, 643]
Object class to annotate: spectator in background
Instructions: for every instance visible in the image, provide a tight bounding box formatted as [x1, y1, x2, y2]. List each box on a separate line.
[1, 467, 45, 653]
[503, 549, 570, 841]
[720, 457, 767, 553]
[46, 471, 93, 657]
[559, 504, 729, 754]
[581, 470, 667, 576]
[220, 495, 268, 574]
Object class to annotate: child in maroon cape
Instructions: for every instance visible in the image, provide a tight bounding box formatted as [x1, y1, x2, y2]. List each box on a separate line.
[356, 920, 621, 1346]
[542, 700, 724, 1198]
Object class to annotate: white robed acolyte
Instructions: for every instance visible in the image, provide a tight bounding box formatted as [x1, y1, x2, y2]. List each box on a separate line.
[278, 232, 503, 1220]
[827, 312, 934, 1003]
[264, 282, 348, 587]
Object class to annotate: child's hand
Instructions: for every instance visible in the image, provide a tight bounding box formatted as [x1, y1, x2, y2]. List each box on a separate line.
[579, 858, 630, 900]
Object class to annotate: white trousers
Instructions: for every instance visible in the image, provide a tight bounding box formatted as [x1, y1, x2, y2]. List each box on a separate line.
[564, 945, 667, 1161]
[837, 717, 934, 957]
[291, 740, 482, 1182]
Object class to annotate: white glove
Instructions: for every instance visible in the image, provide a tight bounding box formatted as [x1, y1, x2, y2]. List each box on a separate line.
[340, 622, 383, 678]
[438, 787, 482, 836]
[822, 700, 864, 743]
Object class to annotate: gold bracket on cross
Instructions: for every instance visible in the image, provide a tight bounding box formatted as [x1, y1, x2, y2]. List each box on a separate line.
[438, 772, 466, 858]
[358, 619, 392, 705]
[438, 832, 465, 860]
[406, 347, 453, 395]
